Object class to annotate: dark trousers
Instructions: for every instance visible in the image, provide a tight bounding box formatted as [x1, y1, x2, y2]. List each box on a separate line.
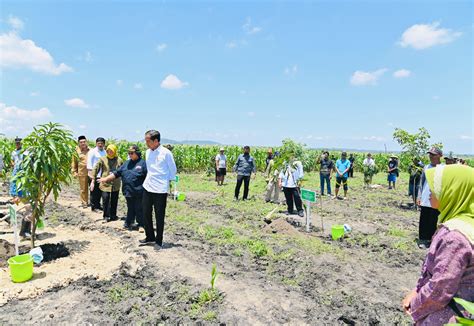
[126, 195, 144, 227]
[348, 167, 354, 178]
[283, 187, 303, 213]
[419, 206, 440, 241]
[235, 175, 250, 200]
[91, 180, 103, 210]
[320, 173, 332, 195]
[143, 190, 167, 246]
[102, 191, 119, 219]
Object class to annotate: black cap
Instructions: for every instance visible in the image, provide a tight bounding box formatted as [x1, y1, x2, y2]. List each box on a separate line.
[78, 135, 86, 141]
[14, 137, 22, 143]
[96, 137, 105, 143]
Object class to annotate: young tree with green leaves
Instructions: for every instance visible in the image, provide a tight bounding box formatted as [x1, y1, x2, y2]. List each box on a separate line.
[14, 123, 77, 247]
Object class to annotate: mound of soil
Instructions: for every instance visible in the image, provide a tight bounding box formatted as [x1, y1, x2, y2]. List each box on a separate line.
[263, 218, 300, 236]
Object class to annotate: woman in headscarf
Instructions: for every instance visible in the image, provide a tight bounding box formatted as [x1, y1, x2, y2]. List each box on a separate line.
[402, 164, 473, 325]
[91, 144, 123, 222]
[99, 145, 147, 231]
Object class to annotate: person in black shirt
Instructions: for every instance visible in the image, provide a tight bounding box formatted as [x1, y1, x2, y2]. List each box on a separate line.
[319, 151, 334, 196]
[348, 153, 355, 178]
[99, 145, 147, 231]
[387, 155, 399, 190]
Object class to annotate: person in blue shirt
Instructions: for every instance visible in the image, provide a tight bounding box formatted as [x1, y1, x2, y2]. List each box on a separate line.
[335, 152, 351, 200]
[99, 145, 147, 231]
[233, 146, 257, 201]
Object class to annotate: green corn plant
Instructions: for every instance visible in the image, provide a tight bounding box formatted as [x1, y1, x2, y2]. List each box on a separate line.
[445, 297, 474, 326]
[210, 263, 219, 290]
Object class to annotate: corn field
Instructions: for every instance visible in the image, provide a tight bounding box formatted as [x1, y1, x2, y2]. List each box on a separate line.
[1, 137, 472, 175]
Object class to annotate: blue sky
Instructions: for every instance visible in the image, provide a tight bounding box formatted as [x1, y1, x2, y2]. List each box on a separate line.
[0, 1, 472, 153]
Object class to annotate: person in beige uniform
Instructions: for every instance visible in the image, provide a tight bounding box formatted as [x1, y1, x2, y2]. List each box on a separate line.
[71, 135, 90, 208]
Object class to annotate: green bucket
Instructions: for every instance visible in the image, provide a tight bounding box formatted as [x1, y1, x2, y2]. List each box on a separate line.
[177, 193, 186, 201]
[8, 253, 34, 283]
[331, 225, 345, 240]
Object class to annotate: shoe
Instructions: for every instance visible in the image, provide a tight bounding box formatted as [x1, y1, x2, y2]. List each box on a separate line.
[139, 238, 155, 246]
[110, 216, 119, 221]
[138, 226, 145, 233]
[153, 243, 163, 251]
[123, 223, 130, 229]
[298, 210, 305, 217]
[234, 197, 239, 201]
[343, 197, 347, 200]
[129, 224, 139, 231]
[91, 208, 100, 213]
[327, 194, 332, 197]
[285, 211, 297, 216]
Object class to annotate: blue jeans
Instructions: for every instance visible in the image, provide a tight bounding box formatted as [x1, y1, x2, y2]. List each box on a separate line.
[320, 173, 331, 195]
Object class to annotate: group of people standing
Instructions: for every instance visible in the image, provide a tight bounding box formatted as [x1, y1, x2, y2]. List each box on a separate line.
[70, 130, 176, 250]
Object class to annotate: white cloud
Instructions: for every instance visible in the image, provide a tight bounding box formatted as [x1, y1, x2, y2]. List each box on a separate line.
[156, 43, 167, 52]
[247, 112, 256, 117]
[79, 124, 87, 130]
[284, 64, 298, 77]
[116, 79, 123, 86]
[134, 83, 143, 89]
[240, 90, 247, 95]
[432, 95, 440, 100]
[460, 135, 473, 140]
[362, 136, 386, 142]
[393, 69, 411, 78]
[226, 41, 238, 48]
[0, 102, 52, 133]
[0, 32, 73, 75]
[242, 17, 262, 35]
[30, 91, 40, 96]
[399, 22, 461, 50]
[350, 68, 388, 86]
[84, 51, 92, 62]
[160, 74, 189, 90]
[64, 98, 89, 108]
[7, 15, 24, 30]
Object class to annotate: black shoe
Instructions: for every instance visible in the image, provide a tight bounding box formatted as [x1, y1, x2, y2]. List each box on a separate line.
[110, 216, 119, 221]
[139, 238, 155, 246]
[298, 210, 305, 217]
[154, 243, 163, 251]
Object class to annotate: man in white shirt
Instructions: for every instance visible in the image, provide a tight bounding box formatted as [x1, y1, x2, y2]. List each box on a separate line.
[279, 159, 304, 217]
[215, 148, 227, 186]
[362, 153, 376, 188]
[139, 130, 177, 250]
[416, 147, 443, 249]
[87, 137, 106, 212]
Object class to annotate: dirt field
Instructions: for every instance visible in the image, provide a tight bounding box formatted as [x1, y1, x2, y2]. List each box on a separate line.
[0, 172, 425, 325]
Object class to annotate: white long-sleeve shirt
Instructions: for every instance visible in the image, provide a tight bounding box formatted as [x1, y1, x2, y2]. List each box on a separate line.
[143, 145, 177, 194]
[87, 147, 106, 177]
[279, 161, 304, 188]
[363, 158, 376, 167]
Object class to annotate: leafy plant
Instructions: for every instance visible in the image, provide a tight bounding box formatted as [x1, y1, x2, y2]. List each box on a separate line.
[14, 123, 76, 247]
[445, 297, 474, 325]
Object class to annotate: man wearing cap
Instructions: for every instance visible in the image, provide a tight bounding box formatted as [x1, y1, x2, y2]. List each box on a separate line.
[71, 136, 90, 208]
[444, 153, 456, 165]
[387, 155, 399, 190]
[233, 146, 257, 201]
[215, 148, 227, 186]
[335, 152, 351, 200]
[87, 137, 106, 212]
[416, 147, 443, 249]
[99, 145, 147, 231]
